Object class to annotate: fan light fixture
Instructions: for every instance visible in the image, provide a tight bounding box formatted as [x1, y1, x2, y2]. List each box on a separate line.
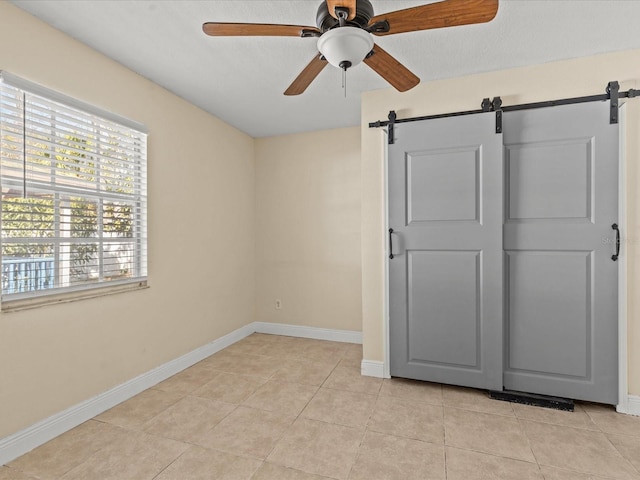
[202, 0, 500, 95]
[317, 27, 374, 70]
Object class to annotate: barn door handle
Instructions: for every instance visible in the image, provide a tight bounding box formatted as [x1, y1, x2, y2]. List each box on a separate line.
[612, 223, 620, 261]
[389, 228, 394, 259]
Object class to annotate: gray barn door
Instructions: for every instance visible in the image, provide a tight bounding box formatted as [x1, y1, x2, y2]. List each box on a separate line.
[388, 113, 503, 390]
[503, 102, 619, 404]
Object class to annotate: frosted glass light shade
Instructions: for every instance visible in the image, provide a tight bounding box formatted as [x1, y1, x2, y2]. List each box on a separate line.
[317, 27, 374, 69]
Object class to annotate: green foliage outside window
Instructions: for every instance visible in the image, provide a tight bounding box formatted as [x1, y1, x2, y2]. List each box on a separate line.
[1, 133, 136, 285]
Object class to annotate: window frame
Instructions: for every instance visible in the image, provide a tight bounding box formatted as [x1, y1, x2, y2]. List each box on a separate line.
[0, 71, 148, 306]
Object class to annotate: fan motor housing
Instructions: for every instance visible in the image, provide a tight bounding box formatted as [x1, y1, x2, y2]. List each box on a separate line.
[316, 0, 374, 31]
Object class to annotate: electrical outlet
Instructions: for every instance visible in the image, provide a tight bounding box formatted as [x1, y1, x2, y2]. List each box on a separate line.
[275, 299, 282, 310]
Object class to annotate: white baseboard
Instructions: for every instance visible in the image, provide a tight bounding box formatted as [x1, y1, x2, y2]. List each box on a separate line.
[2, 315, 636, 466]
[360, 362, 640, 416]
[618, 395, 640, 416]
[0, 323, 255, 466]
[253, 321, 362, 344]
[0, 321, 362, 465]
[361, 359, 387, 378]
[628, 395, 640, 416]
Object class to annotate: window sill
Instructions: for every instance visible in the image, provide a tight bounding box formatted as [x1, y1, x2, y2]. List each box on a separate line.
[1, 281, 148, 313]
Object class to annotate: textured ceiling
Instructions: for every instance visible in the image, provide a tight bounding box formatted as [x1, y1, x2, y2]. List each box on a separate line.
[10, 0, 640, 137]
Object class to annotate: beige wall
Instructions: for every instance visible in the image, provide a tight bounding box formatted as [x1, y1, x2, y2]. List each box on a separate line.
[3, 0, 639, 444]
[255, 128, 362, 332]
[0, 2, 256, 438]
[361, 49, 640, 395]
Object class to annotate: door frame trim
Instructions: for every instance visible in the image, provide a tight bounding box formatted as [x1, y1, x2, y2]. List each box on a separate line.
[616, 103, 629, 413]
[382, 105, 630, 409]
[383, 135, 391, 379]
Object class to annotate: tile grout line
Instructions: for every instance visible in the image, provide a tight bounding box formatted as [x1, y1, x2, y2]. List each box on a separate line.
[149, 447, 191, 480]
[443, 393, 449, 480]
[345, 427, 368, 480]
[536, 464, 627, 480]
[512, 414, 545, 478]
[519, 404, 640, 475]
[348, 351, 381, 479]
[443, 444, 545, 465]
[251, 341, 350, 472]
[600, 430, 640, 477]
[17, 336, 639, 480]
[442, 396, 557, 468]
[144, 338, 353, 479]
[514, 406, 639, 479]
[346, 373, 385, 480]
[89, 341, 272, 478]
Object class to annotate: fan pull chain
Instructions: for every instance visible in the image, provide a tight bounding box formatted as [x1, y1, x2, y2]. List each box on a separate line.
[342, 68, 347, 98]
[338, 60, 352, 99]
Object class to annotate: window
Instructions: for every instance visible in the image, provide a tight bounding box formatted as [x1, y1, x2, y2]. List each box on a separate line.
[0, 72, 147, 303]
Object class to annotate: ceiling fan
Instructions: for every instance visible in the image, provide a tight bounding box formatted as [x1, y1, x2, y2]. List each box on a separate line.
[203, 0, 499, 96]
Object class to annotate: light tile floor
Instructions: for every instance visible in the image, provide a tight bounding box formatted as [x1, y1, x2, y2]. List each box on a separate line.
[3, 334, 640, 480]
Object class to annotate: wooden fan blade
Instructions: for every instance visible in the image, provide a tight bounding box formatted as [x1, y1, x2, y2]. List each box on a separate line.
[369, 0, 499, 36]
[203, 22, 320, 37]
[326, 0, 357, 20]
[364, 44, 420, 92]
[284, 54, 328, 96]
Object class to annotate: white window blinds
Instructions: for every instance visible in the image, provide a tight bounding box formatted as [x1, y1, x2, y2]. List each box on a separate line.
[0, 72, 147, 301]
